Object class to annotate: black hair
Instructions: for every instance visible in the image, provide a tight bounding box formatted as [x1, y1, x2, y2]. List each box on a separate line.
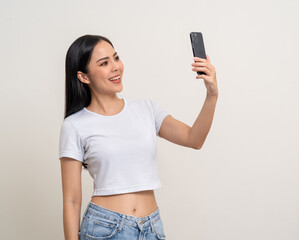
[63, 34, 114, 169]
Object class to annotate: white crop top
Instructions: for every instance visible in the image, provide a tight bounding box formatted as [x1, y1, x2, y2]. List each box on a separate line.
[59, 98, 170, 196]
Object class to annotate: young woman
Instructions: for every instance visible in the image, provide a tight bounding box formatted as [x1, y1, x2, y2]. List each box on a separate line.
[59, 34, 218, 240]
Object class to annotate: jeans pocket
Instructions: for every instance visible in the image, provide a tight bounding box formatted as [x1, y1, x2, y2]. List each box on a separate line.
[153, 217, 166, 240]
[85, 216, 119, 239]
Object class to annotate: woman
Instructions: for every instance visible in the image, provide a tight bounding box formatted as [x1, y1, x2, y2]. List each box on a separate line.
[59, 34, 218, 240]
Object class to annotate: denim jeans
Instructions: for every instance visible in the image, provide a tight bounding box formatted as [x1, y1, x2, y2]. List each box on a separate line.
[79, 201, 166, 240]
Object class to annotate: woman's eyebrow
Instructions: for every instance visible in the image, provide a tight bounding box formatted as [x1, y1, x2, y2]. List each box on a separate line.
[96, 52, 117, 63]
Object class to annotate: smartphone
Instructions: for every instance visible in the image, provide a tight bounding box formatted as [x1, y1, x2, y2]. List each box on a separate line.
[190, 32, 207, 75]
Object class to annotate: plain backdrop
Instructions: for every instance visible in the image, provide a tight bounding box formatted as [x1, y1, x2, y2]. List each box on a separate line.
[0, 0, 298, 239]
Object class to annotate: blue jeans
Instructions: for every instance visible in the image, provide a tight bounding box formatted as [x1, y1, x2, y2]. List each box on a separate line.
[79, 201, 166, 240]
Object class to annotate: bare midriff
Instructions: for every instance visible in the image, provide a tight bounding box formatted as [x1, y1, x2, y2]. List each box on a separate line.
[90, 190, 158, 218]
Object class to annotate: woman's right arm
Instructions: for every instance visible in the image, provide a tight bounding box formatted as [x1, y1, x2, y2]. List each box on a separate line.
[60, 157, 83, 240]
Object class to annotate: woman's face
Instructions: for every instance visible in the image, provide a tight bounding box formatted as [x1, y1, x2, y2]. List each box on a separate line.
[81, 40, 124, 95]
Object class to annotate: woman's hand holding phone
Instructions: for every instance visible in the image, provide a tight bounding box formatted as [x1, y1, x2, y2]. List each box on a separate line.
[191, 55, 218, 97]
[190, 32, 218, 97]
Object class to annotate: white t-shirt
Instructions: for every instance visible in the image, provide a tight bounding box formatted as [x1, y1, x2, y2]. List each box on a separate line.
[59, 98, 170, 196]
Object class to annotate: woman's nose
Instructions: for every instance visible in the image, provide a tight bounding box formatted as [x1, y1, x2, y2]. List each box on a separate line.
[111, 59, 119, 70]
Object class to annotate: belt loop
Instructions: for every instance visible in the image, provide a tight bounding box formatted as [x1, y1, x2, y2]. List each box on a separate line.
[149, 215, 154, 233]
[118, 214, 125, 232]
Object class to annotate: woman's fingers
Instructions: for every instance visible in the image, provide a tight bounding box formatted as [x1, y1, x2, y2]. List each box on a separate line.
[191, 55, 216, 78]
[192, 66, 212, 75]
[191, 61, 214, 72]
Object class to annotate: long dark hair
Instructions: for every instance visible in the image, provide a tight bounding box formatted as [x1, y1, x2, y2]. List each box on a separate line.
[64, 34, 114, 169]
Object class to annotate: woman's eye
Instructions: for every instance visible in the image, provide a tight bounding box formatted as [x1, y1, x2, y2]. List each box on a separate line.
[100, 56, 119, 66]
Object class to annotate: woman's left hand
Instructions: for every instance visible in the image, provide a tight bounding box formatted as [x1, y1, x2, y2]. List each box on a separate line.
[191, 55, 218, 97]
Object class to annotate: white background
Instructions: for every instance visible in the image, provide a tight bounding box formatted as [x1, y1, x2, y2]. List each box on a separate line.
[0, 0, 298, 239]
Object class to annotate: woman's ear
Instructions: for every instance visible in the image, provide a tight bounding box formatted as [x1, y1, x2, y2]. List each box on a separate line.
[77, 71, 90, 84]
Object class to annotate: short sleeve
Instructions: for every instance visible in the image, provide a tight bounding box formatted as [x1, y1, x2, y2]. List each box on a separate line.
[59, 119, 84, 162]
[149, 99, 171, 136]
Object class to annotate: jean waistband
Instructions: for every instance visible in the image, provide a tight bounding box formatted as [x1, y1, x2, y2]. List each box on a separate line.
[83, 201, 161, 231]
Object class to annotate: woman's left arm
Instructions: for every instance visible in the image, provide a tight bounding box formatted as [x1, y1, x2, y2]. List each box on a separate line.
[158, 55, 218, 150]
[188, 55, 218, 149]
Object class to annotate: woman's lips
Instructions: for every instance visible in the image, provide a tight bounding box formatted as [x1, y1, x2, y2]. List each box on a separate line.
[109, 76, 121, 83]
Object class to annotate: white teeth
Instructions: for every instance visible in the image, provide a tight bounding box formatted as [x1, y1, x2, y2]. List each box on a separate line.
[109, 76, 120, 81]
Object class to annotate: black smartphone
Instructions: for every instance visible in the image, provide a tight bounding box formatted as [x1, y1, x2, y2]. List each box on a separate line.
[190, 32, 207, 75]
